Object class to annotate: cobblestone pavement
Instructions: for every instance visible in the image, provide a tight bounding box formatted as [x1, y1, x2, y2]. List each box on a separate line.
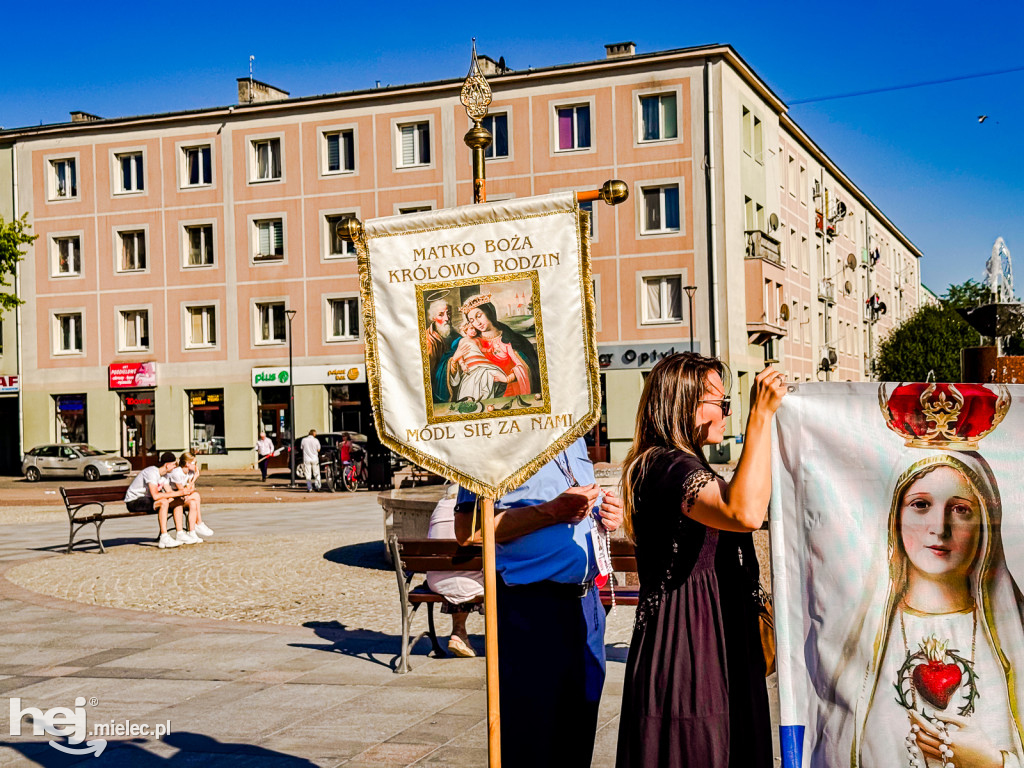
[0, 493, 655, 766]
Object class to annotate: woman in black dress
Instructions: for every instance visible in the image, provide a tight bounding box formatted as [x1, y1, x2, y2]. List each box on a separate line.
[615, 352, 786, 768]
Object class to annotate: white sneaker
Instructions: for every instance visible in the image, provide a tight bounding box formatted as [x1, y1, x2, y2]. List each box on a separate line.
[176, 530, 202, 544]
[195, 522, 214, 537]
[158, 533, 183, 549]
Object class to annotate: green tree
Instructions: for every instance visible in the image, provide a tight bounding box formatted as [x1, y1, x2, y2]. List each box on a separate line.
[874, 303, 980, 382]
[942, 278, 994, 309]
[0, 214, 36, 310]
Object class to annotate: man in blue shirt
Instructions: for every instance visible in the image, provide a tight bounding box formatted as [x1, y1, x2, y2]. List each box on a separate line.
[455, 437, 623, 767]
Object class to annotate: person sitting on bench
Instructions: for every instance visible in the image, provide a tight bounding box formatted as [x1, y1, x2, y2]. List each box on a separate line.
[426, 485, 484, 657]
[167, 452, 214, 544]
[123, 451, 187, 549]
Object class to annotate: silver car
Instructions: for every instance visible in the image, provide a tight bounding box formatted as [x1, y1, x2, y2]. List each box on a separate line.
[22, 444, 133, 482]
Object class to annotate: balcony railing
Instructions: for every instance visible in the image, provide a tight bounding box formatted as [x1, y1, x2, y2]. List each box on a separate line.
[818, 278, 836, 304]
[745, 230, 782, 266]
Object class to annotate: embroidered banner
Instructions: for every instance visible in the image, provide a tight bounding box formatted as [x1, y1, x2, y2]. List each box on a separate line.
[355, 192, 599, 498]
[770, 382, 1024, 768]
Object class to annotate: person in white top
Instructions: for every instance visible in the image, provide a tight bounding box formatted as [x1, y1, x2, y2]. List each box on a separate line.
[255, 432, 275, 481]
[167, 452, 214, 544]
[123, 451, 187, 549]
[300, 429, 322, 492]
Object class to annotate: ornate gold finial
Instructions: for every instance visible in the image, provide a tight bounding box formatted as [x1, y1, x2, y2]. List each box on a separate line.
[334, 216, 364, 244]
[460, 38, 492, 122]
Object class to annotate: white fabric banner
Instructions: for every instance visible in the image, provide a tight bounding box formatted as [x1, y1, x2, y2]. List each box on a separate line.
[770, 382, 1024, 768]
[356, 192, 599, 498]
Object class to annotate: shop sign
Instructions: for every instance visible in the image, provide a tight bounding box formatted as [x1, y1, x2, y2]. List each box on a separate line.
[190, 390, 222, 407]
[251, 364, 366, 387]
[109, 362, 157, 389]
[57, 396, 85, 411]
[596, 343, 698, 370]
[124, 395, 153, 407]
[0, 375, 18, 394]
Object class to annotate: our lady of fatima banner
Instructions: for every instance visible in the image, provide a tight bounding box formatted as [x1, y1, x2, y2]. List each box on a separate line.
[770, 382, 1024, 768]
[354, 192, 599, 498]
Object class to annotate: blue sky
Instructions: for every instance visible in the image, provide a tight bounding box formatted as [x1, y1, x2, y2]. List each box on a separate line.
[3, 0, 1022, 292]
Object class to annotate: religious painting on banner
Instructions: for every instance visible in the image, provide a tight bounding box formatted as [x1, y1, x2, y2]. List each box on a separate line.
[769, 381, 1024, 768]
[355, 192, 598, 498]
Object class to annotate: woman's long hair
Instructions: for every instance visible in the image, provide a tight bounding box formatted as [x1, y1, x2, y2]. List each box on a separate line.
[620, 352, 724, 541]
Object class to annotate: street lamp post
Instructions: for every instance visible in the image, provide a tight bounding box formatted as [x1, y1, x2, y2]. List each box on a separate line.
[684, 285, 697, 352]
[285, 308, 297, 487]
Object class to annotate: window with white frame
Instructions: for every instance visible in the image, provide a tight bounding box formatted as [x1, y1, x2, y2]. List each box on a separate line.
[253, 219, 284, 261]
[119, 309, 150, 351]
[639, 93, 677, 141]
[555, 104, 590, 150]
[183, 145, 212, 186]
[116, 152, 144, 193]
[50, 158, 77, 199]
[55, 313, 83, 354]
[642, 275, 683, 324]
[580, 199, 596, 238]
[325, 215, 355, 257]
[256, 302, 287, 344]
[323, 130, 355, 173]
[482, 113, 509, 158]
[799, 165, 807, 204]
[641, 184, 680, 233]
[186, 305, 217, 348]
[327, 298, 359, 340]
[118, 231, 146, 271]
[185, 224, 214, 266]
[787, 155, 797, 195]
[252, 138, 282, 181]
[53, 236, 81, 276]
[399, 205, 432, 215]
[397, 122, 430, 167]
[742, 108, 763, 163]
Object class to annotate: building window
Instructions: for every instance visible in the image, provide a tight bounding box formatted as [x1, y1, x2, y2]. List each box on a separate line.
[580, 199, 596, 239]
[186, 305, 217, 348]
[325, 215, 355, 257]
[641, 184, 680, 233]
[556, 104, 590, 151]
[324, 130, 355, 173]
[50, 158, 78, 199]
[399, 205, 432, 215]
[639, 93, 677, 141]
[185, 224, 214, 266]
[55, 394, 88, 443]
[117, 230, 146, 272]
[327, 298, 359, 341]
[642, 275, 683, 324]
[483, 113, 509, 158]
[257, 302, 287, 344]
[397, 122, 430, 167]
[799, 165, 807, 205]
[254, 219, 284, 261]
[53, 236, 81, 276]
[116, 152, 144, 193]
[183, 145, 212, 186]
[189, 389, 226, 455]
[55, 313, 83, 354]
[252, 138, 282, 181]
[119, 309, 150, 351]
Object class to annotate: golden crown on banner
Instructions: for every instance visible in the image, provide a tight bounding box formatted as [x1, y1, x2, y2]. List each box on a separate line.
[878, 381, 1011, 450]
[460, 294, 493, 315]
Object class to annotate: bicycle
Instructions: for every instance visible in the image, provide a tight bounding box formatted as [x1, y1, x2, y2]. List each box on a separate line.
[341, 449, 368, 492]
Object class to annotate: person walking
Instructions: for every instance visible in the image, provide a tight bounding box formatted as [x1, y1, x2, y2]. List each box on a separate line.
[255, 431, 274, 481]
[615, 353, 786, 768]
[300, 429, 322, 492]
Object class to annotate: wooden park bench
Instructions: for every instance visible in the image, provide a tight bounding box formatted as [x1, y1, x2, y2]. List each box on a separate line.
[60, 485, 174, 554]
[389, 535, 638, 673]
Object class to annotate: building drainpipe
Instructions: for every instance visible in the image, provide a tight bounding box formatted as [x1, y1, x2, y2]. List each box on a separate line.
[703, 60, 720, 359]
[12, 146, 24, 461]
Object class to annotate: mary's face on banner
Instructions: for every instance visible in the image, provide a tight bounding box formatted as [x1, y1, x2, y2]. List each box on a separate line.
[466, 307, 494, 334]
[899, 465, 982, 580]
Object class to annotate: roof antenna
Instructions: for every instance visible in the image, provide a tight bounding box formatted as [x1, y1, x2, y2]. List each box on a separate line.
[248, 55, 255, 104]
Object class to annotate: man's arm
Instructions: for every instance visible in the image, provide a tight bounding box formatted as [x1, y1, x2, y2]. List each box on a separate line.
[453, 484, 600, 545]
[147, 481, 183, 502]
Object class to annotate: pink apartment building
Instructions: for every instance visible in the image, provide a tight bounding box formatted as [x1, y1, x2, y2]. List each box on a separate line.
[0, 42, 921, 469]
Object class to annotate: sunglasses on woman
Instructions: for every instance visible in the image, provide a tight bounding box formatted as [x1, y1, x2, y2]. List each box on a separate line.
[700, 397, 732, 417]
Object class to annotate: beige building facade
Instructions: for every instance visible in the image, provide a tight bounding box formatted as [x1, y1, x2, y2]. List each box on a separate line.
[2, 43, 922, 469]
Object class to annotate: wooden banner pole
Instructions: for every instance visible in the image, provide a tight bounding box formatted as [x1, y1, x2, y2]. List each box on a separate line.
[479, 497, 501, 766]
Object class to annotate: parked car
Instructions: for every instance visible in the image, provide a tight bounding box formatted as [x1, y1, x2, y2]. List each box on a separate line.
[22, 444, 133, 482]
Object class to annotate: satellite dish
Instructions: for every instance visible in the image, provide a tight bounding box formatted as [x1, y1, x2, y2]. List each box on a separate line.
[828, 348, 838, 365]
[779, 304, 790, 321]
[878, 302, 887, 315]
[846, 253, 857, 271]
[835, 201, 848, 218]
[819, 357, 831, 371]
[844, 280, 853, 295]
[768, 213, 779, 232]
